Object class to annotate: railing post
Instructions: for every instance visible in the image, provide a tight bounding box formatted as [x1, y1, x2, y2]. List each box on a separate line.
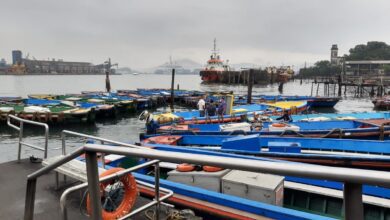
[344, 182, 363, 220]
[100, 141, 105, 169]
[85, 151, 102, 220]
[154, 162, 160, 220]
[18, 121, 24, 162]
[61, 132, 66, 155]
[44, 125, 49, 159]
[24, 178, 37, 220]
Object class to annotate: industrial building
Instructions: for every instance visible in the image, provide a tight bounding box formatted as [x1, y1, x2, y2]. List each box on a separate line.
[345, 60, 390, 76]
[330, 45, 390, 76]
[9, 50, 114, 74]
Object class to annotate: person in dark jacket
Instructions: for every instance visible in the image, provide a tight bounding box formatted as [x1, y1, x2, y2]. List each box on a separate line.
[205, 99, 216, 123]
[276, 109, 292, 122]
[217, 97, 227, 123]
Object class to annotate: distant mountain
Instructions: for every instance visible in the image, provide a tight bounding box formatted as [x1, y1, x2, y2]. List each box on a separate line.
[116, 67, 133, 74]
[176, 58, 203, 70]
[116, 67, 145, 74]
[157, 58, 202, 71]
[229, 63, 260, 70]
[142, 58, 203, 74]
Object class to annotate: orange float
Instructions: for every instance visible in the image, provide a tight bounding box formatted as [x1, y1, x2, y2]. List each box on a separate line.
[176, 163, 195, 172]
[272, 123, 286, 127]
[86, 168, 138, 220]
[203, 166, 224, 172]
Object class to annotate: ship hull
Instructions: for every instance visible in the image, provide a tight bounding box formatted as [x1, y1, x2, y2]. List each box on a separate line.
[199, 70, 220, 83]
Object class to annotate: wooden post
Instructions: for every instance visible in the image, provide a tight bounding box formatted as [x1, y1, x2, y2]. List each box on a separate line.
[278, 82, 284, 94]
[338, 74, 342, 97]
[170, 68, 175, 111]
[310, 82, 314, 96]
[316, 83, 320, 96]
[324, 83, 326, 96]
[247, 69, 254, 104]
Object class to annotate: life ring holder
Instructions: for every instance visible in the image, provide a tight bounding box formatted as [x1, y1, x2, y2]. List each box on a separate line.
[86, 168, 138, 220]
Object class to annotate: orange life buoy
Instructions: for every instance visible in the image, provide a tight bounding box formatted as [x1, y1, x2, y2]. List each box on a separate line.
[86, 168, 138, 220]
[203, 166, 224, 172]
[272, 123, 286, 127]
[176, 163, 195, 172]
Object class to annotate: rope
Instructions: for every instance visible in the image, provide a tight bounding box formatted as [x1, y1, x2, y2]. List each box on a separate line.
[80, 189, 90, 216]
[145, 208, 196, 220]
[227, 130, 247, 136]
[277, 128, 344, 138]
[278, 129, 305, 137]
[320, 128, 343, 138]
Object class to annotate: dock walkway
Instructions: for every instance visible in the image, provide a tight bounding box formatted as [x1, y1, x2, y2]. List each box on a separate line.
[0, 159, 86, 220]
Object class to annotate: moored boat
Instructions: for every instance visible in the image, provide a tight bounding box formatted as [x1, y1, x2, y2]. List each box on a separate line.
[373, 96, 390, 110]
[235, 95, 341, 108]
[142, 135, 390, 169]
[147, 95, 307, 128]
[154, 119, 390, 139]
[199, 39, 238, 83]
[0, 102, 95, 124]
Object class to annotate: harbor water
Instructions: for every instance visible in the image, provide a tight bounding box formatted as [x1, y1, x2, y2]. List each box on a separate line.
[0, 74, 376, 163]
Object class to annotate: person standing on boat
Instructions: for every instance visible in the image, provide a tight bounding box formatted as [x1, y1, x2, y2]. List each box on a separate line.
[206, 99, 216, 123]
[217, 97, 227, 122]
[276, 109, 292, 122]
[139, 110, 159, 134]
[197, 96, 206, 117]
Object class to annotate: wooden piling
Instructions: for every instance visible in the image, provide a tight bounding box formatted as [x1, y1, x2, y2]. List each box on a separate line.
[247, 69, 254, 104]
[170, 68, 175, 110]
[310, 82, 314, 96]
[338, 75, 342, 97]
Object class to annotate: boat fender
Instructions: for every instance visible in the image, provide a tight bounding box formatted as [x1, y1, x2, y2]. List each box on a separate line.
[86, 168, 138, 219]
[176, 163, 195, 172]
[138, 110, 149, 121]
[203, 166, 224, 172]
[272, 123, 286, 127]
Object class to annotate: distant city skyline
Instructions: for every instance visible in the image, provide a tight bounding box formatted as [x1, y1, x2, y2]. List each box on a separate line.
[1, 0, 390, 70]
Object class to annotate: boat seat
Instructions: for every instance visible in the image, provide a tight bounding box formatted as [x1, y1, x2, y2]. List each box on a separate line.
[42, 155, 106, 185]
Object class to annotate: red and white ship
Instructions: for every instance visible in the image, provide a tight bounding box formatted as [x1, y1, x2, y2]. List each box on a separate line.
[199, 39, 234, 83]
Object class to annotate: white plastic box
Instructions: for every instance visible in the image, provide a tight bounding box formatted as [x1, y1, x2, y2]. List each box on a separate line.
[222, 170, 284, 206]
[219, 122, 252, 132]
[167, 169, 231, 192]
[268, 124, 300, 132]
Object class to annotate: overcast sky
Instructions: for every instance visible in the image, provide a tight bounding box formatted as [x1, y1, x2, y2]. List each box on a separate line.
[1, 0, 390, 70]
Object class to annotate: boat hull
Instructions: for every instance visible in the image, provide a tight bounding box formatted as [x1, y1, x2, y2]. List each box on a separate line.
[199, 70, 221, 83]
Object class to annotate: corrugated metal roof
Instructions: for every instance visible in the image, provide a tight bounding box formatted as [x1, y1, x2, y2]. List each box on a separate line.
[345, 60, 390, 64]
